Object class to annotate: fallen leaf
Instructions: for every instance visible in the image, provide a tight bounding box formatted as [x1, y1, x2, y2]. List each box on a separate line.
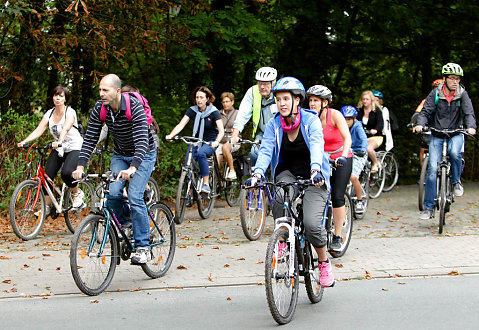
[376, 211, 383, 215]
[226, 297, 231, 301]
[177, 265, 187, 270]
[197, 254, 203, 257]
[220, 236, 229, 240]
[0, 256, 11, 260]
[397, 282, 406, 285]
[56, 267, 61, 271]
[237, 257, 245, 261]
[208, 273, 213, 282]
[381, 288, 389, 291]
[28, 256, 36, 259]
[256, 260, 264, 264]
[38, 268, 43, 271]
[11, 288, 17, 292]
[23, 264, 30, 268]
[448, 270, 461, 276]
[178, 245, 187, 248]
[129, 287, 140, 292]
[211, 246, 220, 250]
[42, 253, 51, 257]
[257, 282, 265, 285]
[90, 300, 99, 303]
[194, 243, 204, 247]
[334, 264, 344, 268]
[39, 293, 51, 297]
[224, 264, 230, 268]
[2, 280, 11, 284]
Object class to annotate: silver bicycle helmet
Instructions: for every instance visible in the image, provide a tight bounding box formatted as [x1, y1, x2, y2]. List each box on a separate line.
[306, 85, 333, 103]
[255, 67, 277, 82]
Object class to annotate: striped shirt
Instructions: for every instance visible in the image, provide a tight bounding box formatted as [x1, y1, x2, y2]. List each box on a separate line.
[78, 95, 155, 169]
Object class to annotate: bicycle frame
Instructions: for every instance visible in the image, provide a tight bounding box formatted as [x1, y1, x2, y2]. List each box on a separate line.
[435, 137, 451, 208]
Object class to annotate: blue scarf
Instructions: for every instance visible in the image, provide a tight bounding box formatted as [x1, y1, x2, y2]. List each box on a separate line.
[190, 104, 218, 144]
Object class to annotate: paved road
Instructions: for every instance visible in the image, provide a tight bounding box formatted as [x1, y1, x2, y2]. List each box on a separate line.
[1, 183, 478, 298]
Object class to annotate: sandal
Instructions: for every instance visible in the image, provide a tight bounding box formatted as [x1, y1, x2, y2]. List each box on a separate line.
[371, 162, 381, 173]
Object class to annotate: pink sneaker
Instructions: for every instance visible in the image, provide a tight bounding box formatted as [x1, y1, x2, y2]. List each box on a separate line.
[319, 260, 335, 287]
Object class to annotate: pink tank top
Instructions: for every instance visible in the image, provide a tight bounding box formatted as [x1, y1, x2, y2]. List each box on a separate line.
[323, 108, 352, 160]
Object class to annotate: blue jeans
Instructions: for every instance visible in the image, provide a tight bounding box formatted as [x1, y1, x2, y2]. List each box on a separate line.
[192, 143, 215, 177]
[249, 132, 264, 166]
[424, 134, 463, 210]
[109, 150, 157, 247]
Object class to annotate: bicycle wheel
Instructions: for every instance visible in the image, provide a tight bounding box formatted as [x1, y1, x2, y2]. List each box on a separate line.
[64, 181, 95, 234]
[197, 164, 216, 219]
[369, 162, 386, 199]
[355, 168, 370, 220]
[225, 179, 241, 207]
[144, 177, 161, 205]
[265, 228, 299, 325]
[175, 170, 192, 224]
[382, 153, 399, 192]
[330, 193, 353, 258]
[418, 154, 428, 211]
[438, 167, 447, 234]
[70, 214, 118, 296]
[9, 179, 46, 240]
[304, 243, 324, 303]
[141, 202, 176, 278]
[239, 188, 266, 241]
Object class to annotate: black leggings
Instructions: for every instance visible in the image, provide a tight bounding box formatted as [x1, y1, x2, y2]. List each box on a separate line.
[44, 150, 79, 191]
[331, 157, 353, 208]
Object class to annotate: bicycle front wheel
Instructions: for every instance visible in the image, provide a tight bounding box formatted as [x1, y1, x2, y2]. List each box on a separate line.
[70, 215, 118, 296]
[438, 167, 447, 234]
[144, 177, 161, 205]
[418, 155, 428, 211]
[9, 179, 46, 240]
[197, 164, 216, 219]
[141, 202, 176, 278]
[64, 181, 95, 234]
[382, 153, 399, 192]
[369, 163, 386, 199]
[175, 170, 191, 225]
[265, 228, 299, 325]
[304, 243, 324, 303]
[330, 193, 353, 258]
[239, 188, 266, 241]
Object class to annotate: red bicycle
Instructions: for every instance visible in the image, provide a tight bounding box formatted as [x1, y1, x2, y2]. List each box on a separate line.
[9, 143, 95, 240]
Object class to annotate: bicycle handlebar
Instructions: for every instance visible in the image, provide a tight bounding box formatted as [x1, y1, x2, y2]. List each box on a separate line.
[237, 138, 260, 145]
[409, 124, 475, 138]
[19, 143, 62, 150]
[171, 136, 212, 146]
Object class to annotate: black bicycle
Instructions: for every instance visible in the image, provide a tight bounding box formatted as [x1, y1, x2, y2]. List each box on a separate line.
[70, 172, 176, 296]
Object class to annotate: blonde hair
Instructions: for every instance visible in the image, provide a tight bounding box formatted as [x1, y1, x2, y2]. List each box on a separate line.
[357, 90, 381, 111]
[220, 92, 234, 102]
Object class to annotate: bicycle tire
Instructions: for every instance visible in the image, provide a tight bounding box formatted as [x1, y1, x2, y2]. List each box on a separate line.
[239, 188, 266, 241]
[141, 202, 176, 278]
[225, 179, 241, 207]
[174, 170, 191, 224]
[356, 168, 370, 220]
[330, 193, 353, 258]
[197, 162, 216, 219]
[418, 154, 428, 212]
[369, 162, 386, 199]
[265, 228, 299, 325]
[70, 214, 118, 296]
[64, 181, 95, 234]
[145, 177, 161, 205]
[382, 153, 399, 192]
[9, 179, 46, 240]
[304, 243, 324, 303]
[439, 167, 447, 234]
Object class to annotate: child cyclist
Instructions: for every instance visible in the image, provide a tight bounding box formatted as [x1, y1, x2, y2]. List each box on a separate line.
[340, 105, 368, 214]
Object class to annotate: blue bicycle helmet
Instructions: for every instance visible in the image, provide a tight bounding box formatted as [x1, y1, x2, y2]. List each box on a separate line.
[272, 77, 306, 100]
[372, 90, 384, 98]
[340, 105, 358, 118]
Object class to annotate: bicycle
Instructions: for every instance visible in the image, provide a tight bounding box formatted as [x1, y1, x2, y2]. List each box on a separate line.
[347, 153, 370, 220]
[377, 149, 399, 192]
[363, 130, 386, 199]
[173, 136, 216, 224]
[419, 127, 473, 234]
[70, 171, 176, 296]
[418, 149, 429, 211]
[247, 179, 323, 324]
[238, 139, 275, 241]
[9, 143, 95, 240]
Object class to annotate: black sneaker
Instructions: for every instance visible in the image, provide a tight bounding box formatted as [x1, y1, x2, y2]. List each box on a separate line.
[330, 234, 342, 251]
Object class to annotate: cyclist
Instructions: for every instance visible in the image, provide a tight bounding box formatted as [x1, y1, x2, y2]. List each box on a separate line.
[230, 67, 278, 165]
[373, 90, 394, 152]
[413, 63, 476, 219]
[165, 86, 224, 193]
[216, 92, 240, 180]
[18, 85, 84, 217]
[357, 90, 384, 173]
[248, 77, 334, 287]
[341, 105, 368, 214]
[410, 79, 444, 167]
[307, 85, 352, 252]
[72, 74, 157, 265]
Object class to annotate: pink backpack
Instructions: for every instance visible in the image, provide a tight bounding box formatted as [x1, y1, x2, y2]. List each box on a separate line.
[99, 92, 153, 126]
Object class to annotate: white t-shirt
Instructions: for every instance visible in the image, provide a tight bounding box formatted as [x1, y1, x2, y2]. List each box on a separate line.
[43, 107, 83, 153]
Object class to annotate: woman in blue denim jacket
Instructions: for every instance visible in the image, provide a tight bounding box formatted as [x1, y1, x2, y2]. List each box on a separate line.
[249, 77, 334, 287]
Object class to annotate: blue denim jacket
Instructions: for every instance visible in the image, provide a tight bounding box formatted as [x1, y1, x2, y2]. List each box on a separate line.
[350, 120, 368, 153]
[253, 107, 331, 190]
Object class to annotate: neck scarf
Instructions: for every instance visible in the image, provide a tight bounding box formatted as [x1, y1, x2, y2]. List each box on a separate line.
[281, 108, 301, 133]
[191, 104, 217, 142]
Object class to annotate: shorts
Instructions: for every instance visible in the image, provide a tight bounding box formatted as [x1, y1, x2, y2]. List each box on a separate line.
[368, 136, 383, 147]
[216, 142, 240, 155]
[351, 154, 367, 178]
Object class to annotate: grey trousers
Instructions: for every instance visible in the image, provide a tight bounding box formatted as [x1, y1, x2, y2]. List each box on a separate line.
[273, 170, 329, 248]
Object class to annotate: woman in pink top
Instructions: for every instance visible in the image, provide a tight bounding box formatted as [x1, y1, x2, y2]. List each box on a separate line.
[307, 85, 352, 253]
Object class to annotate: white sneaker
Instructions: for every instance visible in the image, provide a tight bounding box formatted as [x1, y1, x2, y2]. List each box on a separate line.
[420, 209, 433, 220]
[34, 205, 51, 218]
[131, 247, 152, 265]
[453, 182, 464, 197]
[225, 169, 237, 180]
[72, 189, 85, 208]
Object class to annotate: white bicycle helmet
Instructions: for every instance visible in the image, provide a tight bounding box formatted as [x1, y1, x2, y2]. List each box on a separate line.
[442, 63, 463, 76]
[255, 67, 277, 82]
[306, 85, 333, 103]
